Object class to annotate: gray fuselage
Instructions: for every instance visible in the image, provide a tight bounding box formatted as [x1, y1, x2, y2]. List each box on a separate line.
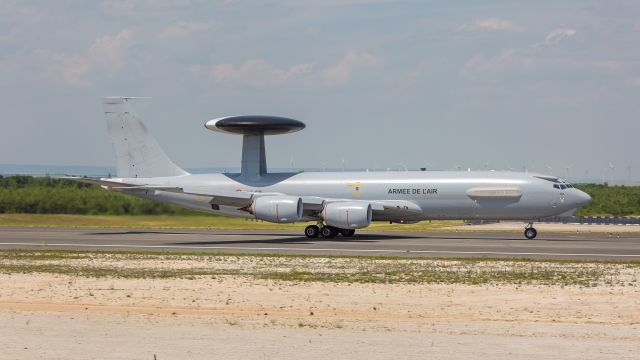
[120, 170, 591, 222]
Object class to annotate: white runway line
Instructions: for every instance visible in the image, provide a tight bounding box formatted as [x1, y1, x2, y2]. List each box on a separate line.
[1, 242, 640, 258]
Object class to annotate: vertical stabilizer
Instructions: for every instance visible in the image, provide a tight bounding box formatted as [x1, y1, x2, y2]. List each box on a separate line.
[103, 97, 189, 178]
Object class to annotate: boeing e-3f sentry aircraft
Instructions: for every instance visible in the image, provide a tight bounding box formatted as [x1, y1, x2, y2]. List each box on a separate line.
[69, 97, 592, 239]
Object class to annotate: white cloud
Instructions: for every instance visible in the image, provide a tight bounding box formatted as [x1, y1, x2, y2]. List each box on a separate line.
[211, 60, 312, 86]
[158, 20, 216, 41]
[544, 27, 577, 44]
[321, 50, 379, 86]
[100, 1, 136, 15]
[87, 30, 135, 76]
[459, 18, 524, 32]
[31, 30, 135, 87]
[101, 0, 191, 15]
[201, 50, 379, 87]
[144, 0, 191, 7]
[460, 49, 537, 77]
[626, 76, 640, 88]
[33, 51, 92, 87]
[461, 48, 624, 78]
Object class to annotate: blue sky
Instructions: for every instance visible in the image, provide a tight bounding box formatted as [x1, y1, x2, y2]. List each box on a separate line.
[1, 0, 639, 181]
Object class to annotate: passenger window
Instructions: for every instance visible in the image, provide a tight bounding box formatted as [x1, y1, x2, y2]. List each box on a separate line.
[553, 184, 560, 189]
[560, 185, 566, 189]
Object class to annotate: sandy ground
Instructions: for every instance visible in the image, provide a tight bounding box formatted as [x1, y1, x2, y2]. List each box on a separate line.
[1, 270, 639, 360]
[446, 221, 640, 233]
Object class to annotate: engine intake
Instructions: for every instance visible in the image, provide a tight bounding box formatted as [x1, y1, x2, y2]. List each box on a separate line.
[251, 195, 302, 223]
[321, 202, 372, 229]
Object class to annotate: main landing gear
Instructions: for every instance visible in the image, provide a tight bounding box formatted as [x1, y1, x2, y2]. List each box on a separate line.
[304, 224, 355, 239]
[524, 223, 537, 239]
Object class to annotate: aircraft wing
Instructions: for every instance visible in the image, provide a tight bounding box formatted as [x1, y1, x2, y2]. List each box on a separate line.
[176, 186, 325, 211]
[155, 185, 423, 221]
[178, 187, 254, 208]
[175, 186, 422, 220]
[64, 177, 423, 222]
[64, 178, 255, 207]
[61, 177, 181, 192]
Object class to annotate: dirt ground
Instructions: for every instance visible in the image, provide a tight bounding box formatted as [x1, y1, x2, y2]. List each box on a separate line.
[1, 271, 639, 360]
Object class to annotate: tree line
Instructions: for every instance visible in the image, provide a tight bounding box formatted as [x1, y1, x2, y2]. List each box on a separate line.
[0, 176, 639, 217]
[574, 183, 640, 217]
[0, 176, 198, 215]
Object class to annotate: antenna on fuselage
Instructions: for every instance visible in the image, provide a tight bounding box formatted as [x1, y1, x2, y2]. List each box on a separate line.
[204, 115, 305, 180]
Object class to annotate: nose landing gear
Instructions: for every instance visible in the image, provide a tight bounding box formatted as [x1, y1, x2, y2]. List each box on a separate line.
[524, 223, 537, 239]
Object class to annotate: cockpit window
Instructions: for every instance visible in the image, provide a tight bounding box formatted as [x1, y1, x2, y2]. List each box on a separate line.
[540, 176, 574, 189]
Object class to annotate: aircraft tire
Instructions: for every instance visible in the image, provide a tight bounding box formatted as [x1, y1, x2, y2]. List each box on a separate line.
[524, 227, 537, 239]
[340, 229, 356, 237]
[305, 225, 320, 238]
[320, 226, 337, 238]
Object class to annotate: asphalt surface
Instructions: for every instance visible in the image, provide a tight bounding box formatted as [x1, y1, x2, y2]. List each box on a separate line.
[1, 227, 640, 260]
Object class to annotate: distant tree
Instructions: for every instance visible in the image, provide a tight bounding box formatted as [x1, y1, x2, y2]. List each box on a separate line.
[0, 176, 200, 216]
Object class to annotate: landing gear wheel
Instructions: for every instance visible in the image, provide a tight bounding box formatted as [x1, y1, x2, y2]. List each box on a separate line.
[524, 227, 537, 239]
[320, 226, 337, 238]
[305, 225, 320, 238]
[340, 229, 356, 237]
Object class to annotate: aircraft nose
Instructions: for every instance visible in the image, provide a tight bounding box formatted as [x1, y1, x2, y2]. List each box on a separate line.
[575, 190, 592, 207]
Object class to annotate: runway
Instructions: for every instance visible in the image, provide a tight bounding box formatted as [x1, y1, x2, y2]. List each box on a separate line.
[1, 227, 640, 260]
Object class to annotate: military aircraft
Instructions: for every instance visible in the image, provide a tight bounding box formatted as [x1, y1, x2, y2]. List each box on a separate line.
[69, 97, 592, 239]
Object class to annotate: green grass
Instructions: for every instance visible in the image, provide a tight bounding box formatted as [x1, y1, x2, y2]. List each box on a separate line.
[0, 213, 462, 231]
[0, 259, 618, 287]
[0, 249, 637, 286]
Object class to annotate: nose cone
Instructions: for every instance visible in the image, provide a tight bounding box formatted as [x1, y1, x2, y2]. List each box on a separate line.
[575, 190, 592, 207]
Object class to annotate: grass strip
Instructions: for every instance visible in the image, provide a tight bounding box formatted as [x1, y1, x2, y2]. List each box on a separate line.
[0, 263, 615, 287]
[0, 249, 637, 286]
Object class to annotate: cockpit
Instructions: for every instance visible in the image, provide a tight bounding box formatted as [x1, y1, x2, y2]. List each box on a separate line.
[533, 175, 575, 190]
[553, 182, 573, 190]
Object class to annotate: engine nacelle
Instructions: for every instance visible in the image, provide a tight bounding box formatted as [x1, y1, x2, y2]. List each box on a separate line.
[321, 202, 372, 229]
[251, 195, 302, 223]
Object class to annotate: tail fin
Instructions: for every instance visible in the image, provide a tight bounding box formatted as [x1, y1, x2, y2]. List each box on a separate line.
[103, 97, 189, 178]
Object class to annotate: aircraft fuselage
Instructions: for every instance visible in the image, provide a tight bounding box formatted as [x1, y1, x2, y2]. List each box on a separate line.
[119, 170, 590, 222]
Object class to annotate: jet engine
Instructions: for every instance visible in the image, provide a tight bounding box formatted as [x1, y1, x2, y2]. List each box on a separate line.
[321, 202, 372, 229]
[251, 196, 303, 223]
